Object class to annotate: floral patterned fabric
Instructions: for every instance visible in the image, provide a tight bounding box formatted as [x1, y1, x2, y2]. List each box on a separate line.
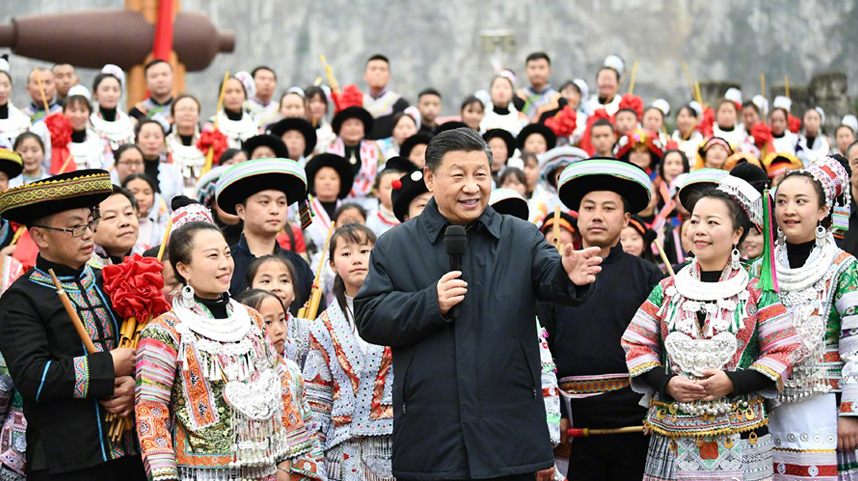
[136, 302, 325, 481]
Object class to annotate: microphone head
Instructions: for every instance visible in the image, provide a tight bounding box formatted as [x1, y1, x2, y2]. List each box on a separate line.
[444, 225, 468, 256]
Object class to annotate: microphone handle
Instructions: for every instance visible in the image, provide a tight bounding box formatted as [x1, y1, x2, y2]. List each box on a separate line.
[449, 255, 462, 318]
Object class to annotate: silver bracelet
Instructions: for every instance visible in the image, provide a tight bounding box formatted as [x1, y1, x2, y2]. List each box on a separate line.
[277, 465, 290, 474]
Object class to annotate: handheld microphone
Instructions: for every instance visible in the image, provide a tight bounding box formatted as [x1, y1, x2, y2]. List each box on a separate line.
[444, 225, 468, 319]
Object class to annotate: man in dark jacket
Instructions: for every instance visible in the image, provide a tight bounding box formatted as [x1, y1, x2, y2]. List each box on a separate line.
[0, 170, 144, 480]
[355, 128, 602, 481]
[539, 158, 664, 481]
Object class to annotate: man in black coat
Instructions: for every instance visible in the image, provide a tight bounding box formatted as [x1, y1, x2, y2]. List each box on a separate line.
[0, 170, 144, 480]
[355, 128, 602, 481]
[538, 158, 664, 481]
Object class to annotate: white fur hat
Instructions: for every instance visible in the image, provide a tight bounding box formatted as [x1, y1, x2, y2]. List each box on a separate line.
[100, 64, 125, 89]
[724, 87, 743, 105]
[603, 55, 625, 76]
[234, 71, 256, 99]
[773, 95, 792, 112]
[652, 98, 671, 117]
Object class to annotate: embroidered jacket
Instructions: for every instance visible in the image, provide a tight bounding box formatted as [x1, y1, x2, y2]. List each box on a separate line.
[622, 266, 800, 438]
[0, 256, 137, 474]
[129, 97, 174, 132]
[0, 351, 26, 477]
[322, 137, 381, 203]
[513, 85, 566, 124]
[136, 301, 324, 481]
[303, 299, 393, 451]
[775, 247, 858, 414]
[245, 97, 280, 129]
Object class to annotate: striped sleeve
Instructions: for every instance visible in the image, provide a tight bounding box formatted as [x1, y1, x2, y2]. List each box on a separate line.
[835, 262, 858, 416]
[537, 321, 560, 446]
[135, 319, 179, 481]
[622, 280, 667, 394]
[72, 356, 89, 399]
[748, 289, 800, 395]
[278, 359, 314, 459]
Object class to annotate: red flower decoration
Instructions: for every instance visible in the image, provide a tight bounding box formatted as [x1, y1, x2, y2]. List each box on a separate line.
[664, 139, 679, 151]
[102, 254, 171, 321]
[196, 129, 229, 164]
[391, 178, 402, 190]
[544, 106, 578, 138]
[332, 84, 365, 114]
[45, 112, 72, 148]
[696, 107, 715, 138]
[788, 114, 802, 134]
[750, 122, 774, 150]
[618, 94, 644, 121]
[578, 109, 614, 156]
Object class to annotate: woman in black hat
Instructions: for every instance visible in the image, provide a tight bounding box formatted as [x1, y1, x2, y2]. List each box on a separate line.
[390, 168, 432, 223]
[483, 128, 516, 181]
[241, 134, 289, 160]
[399, 133, 433, 169]
[517, 123, 556, 155]
[0, 148, 23, 252]
[320, 85, 381, 204]
[267, 117, 318, 163]
[366, 157, 416, 236]
[303, 153, 355, 263]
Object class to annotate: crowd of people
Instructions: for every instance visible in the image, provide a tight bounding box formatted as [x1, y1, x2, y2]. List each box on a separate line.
[0, 47, 855, 481]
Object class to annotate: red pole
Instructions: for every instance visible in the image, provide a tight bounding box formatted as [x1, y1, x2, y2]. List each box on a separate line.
[152, 0, 175, 61]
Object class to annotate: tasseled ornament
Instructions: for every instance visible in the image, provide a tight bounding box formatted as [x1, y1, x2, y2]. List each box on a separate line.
[760, 189, 779, 296]
[299, 197, 313, 229]
[833, 204, 850, 232]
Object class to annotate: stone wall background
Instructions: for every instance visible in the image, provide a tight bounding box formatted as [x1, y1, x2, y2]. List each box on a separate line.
[3, 0, 857, 130]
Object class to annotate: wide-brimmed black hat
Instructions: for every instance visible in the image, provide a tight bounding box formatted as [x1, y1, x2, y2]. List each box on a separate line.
[558, 158, 653, 213]
[391, 169, 430, 222]
[266, 118, 318, 157]
[242, 134, 289, 160]
[517, 123, 557, 152]
[0, 169, 113, 225]
[436, 121, 470, 134]
[0, 149, 24, 179]
[489, 188, 529, 221]
[382, 156, 418, 175]
[305, 153, 355, 199]
[399, 133, 434, 160]
[215, 159, 309, 215]
[332, 106, 374, 137]
[483, 129, 516, 159]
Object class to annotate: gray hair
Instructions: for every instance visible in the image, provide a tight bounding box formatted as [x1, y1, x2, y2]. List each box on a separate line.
[424, 128, 493, 172]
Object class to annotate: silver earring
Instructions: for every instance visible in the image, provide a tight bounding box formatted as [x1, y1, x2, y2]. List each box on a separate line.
[776, 227, 786, 246]
[181, 285, 195, 307]
[731, 247, 741, 270]
[816, 224, 826, 247]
